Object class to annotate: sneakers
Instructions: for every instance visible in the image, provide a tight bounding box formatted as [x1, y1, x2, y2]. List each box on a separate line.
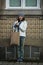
[17, 58, 23, 62]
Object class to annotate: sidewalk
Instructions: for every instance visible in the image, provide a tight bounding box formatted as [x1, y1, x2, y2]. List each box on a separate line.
[0, 61, 43, 65]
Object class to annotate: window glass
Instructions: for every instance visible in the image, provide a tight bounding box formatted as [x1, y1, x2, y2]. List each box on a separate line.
[25, 0, 37, 7]
[9, 0, 21, 7]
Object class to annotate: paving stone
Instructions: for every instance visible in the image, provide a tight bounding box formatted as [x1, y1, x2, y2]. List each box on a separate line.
[1, 61, 8, 65]
[7, 62, 14, 65]
[0, 62, 2, 65]
[39, 63, 43, 65]
[0, 62, 43, 65]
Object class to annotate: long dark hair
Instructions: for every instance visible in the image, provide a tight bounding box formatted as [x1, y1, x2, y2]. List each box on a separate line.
[17, 17, 25, 22]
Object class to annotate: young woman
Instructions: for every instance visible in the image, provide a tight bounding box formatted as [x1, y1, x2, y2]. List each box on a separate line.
[13, 12, 27, 62]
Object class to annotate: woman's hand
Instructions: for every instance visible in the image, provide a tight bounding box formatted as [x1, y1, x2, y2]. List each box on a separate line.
[15, 23, 19, 27]
[16, 23, 19, 26]
[16, 23, 19, 25]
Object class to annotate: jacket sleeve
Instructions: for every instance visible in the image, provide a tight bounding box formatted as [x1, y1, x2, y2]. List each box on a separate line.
[19, 21, 27, 32]
[13, 21, 18, 31]
[13, 22, 16, 30]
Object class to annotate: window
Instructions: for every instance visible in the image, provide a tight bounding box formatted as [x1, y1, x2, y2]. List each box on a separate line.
[6, 0, 40, 9]
[25, 0, 37, 7]
[9, 0, 21, 7]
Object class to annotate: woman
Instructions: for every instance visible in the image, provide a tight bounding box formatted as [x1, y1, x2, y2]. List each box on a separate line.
[13, 12, 27, 62]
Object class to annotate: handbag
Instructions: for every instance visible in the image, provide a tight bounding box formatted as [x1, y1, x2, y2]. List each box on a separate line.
[10, 32, 19, 45]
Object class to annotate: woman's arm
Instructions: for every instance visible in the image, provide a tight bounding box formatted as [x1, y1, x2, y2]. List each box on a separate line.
[13, 21, 18, 32]
[19, 21, 27, 32]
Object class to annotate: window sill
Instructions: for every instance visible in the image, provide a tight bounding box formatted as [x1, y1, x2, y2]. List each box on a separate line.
[5, 7, 41, 10]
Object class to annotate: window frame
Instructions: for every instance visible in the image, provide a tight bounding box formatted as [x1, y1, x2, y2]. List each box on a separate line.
[6, 0, 40, 9]
[6, 0, 22, 9]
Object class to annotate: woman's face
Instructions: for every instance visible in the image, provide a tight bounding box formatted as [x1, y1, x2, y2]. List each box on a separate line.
[19, 16, 23, 21]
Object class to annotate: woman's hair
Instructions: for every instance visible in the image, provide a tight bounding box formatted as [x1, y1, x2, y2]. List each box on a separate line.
[17, 17, 25, 22]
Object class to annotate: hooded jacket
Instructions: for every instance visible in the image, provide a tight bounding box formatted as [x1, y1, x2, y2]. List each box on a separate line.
[13, 20, 27, 37]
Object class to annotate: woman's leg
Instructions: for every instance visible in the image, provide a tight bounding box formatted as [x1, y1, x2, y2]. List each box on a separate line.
[17, 37, 21, 59]
[17, 36, 25, 61]
[20, 36, 25, 59]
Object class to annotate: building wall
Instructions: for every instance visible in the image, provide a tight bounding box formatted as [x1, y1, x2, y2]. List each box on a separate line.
[0, 0, 43, 15]
[0, 15, 43, 46]
[41, 0, 43, 14]
[0, 0, 5, 9]
[0, 0, 43, 62]
[0, 0, 43, 46]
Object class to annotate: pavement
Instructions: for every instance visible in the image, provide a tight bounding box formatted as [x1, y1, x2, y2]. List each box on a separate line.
[0, 61, 43, 65]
